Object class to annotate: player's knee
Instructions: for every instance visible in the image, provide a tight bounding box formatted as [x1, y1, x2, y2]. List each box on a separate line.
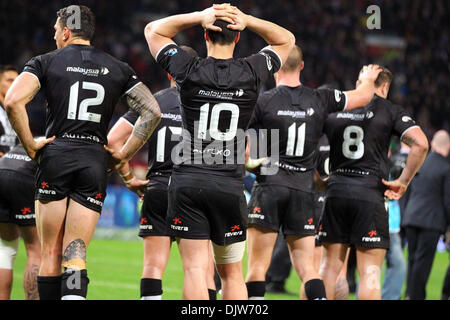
[0, 238, 19, 270]
[212, 241, 245, 265]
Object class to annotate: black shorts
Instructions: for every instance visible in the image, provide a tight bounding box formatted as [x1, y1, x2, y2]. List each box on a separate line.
[319, 196, 389, 249]
[139, 178, 171, 238]
[167, 171, 247, 246]
[35, 140, 108, 213]
[314, 191, 326, 247]
[0, 170, 36, 226]
[247, 184, 316, 237]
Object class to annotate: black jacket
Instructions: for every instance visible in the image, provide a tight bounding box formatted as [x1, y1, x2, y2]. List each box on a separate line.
[402, 152, 450, 233]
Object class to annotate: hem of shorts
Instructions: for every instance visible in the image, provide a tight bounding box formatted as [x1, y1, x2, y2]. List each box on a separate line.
[247, 222, 279, 232]
[353, 243, 389, 250]
[69, 195, 102, 214]
[35, 194, 68, 202]
[321, 239, 389, 250]
[138, 232, 171, 238]
[283, 231, 316, 238]
[0, 219, 35, 226]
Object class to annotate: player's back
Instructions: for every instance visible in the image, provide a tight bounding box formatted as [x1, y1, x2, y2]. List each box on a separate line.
[249, 85, 346, 189]
[156, 44, 281, 178]
[324, 94, 418, 198]
[24, 44, 140, 145]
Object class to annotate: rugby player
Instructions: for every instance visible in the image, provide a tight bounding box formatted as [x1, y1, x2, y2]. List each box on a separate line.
[107, 46, 217, 300]
[5, 5, 161, 300]
[145, 3, 295, 299]
[0, 144, 40, 299]
[245, 46, 382, 300]
[319, 67, 429, 299]
[0, 65, 19, 156]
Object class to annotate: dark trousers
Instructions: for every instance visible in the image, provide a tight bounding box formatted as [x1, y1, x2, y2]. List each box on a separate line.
[405, 226, 441, 300]
[266, 230, 291, 284]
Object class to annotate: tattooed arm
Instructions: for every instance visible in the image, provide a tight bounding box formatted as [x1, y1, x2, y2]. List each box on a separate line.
[383, 127, 428, 200]
[106, 83, 161, 171]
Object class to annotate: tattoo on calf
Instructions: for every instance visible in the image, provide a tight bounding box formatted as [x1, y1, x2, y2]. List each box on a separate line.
[63, 238, 87, 262]
[25, 263, 40, 300]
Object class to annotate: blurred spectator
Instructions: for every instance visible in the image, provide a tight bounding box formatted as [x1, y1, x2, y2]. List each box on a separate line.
[403, 130, 450, 300]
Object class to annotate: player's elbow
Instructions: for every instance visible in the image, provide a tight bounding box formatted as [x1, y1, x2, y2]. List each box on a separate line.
[4, 91, 19, 115]
[144, 22, 156, 40]
[286, 31, 296, 48]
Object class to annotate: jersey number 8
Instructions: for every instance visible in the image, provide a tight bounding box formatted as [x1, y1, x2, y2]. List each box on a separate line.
[342, 125, 364, 159]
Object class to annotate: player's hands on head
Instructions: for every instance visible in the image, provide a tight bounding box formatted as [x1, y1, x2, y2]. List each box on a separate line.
[224, 6, 248, 31]
[201, 3, 239, 32]
[382, 178, 408, 200]
[359, 64, 382, 83]
[28, 136, 55, 160]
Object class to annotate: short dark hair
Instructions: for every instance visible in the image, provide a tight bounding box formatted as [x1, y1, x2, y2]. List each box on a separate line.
[57, 5, 96, 41]
[206, 20, 238, 45]
[359, 65, 393, 87]
[374, 66, 393, 87]
[0, 65, 18, 77]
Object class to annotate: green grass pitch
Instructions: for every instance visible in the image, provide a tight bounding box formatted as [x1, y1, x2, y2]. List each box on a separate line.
[10, 237, 448, 300]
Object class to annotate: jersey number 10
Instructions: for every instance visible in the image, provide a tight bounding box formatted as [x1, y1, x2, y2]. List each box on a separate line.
[198, 103, 239, 141]
[67, 81, 105, 123]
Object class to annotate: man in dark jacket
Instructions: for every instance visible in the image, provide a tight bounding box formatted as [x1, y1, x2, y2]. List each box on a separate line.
[403, 130, 450, 300]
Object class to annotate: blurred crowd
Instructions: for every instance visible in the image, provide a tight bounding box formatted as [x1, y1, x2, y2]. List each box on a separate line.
[1, 0, 448, 144]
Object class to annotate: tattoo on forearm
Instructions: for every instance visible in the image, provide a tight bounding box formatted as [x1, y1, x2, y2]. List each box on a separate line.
[125, 84, 161, 141]
[24, 263, 40, 300]
[63, 238, 87, 262]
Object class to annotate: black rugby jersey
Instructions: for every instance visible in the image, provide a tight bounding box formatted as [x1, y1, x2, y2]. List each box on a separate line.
[122, 86, 182, 180]
[315, 135, 330, 180]
[156, 44, 281, 178]
[0, 144, 37, 177]
[248, 85, 346, 190]
[324, 95, 418, 201]
[23, 44, 141, 145]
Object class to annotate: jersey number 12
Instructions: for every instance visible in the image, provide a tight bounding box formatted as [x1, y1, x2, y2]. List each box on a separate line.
[67, 81, 104, 123]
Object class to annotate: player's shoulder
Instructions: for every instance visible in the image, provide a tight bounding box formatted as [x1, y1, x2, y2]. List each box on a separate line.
[26, 47, 64, 67]
[154, 87, 180, 110]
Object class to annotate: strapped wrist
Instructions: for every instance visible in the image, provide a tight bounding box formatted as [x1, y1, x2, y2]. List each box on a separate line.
[119, 170, 132, 178]
[123, 176, 135, 184]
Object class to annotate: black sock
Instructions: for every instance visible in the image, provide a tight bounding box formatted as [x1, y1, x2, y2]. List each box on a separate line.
[304, 279, 327, 300]
[140, 278, 163, 299]
[208, 289, 217, 300]
[246, 281, 265, 300]
[37, 275, 62, 300]
[61, 269, 89, 300]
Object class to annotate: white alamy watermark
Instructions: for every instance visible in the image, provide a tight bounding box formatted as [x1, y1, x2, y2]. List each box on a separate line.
[66, 5, 81, 30]
[366, 5, 381, 30]
[169, 124, 281, 175]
